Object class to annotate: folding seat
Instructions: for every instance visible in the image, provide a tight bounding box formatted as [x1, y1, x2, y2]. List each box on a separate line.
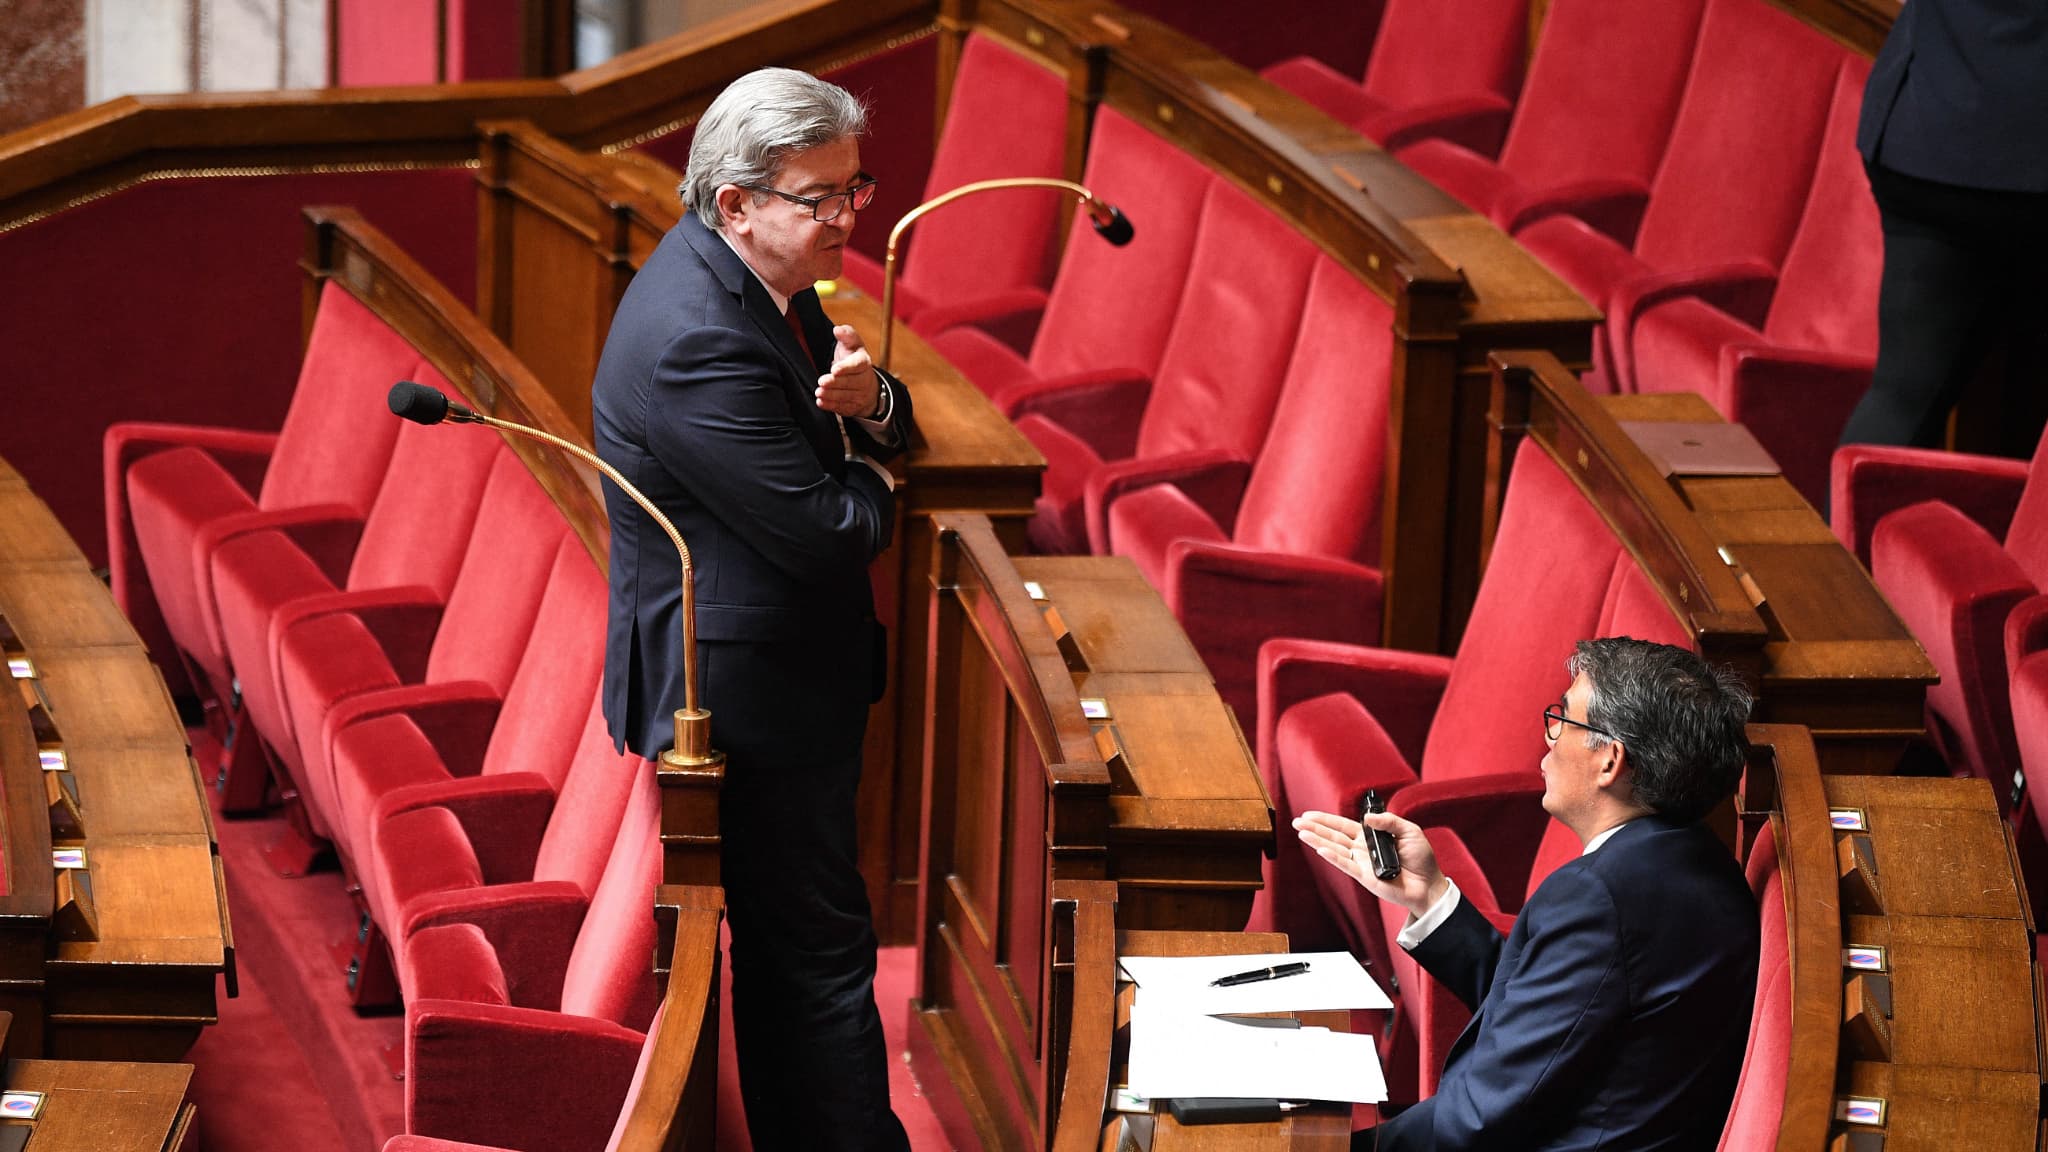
[1716, 826, 1792, 1150]
[268, 449, 567, 847]
[838, 31, 1069, 352]
[1512, 0, 1843, 386]
[399, 754, 663, 1152]
[923, 105, 1211, 410]
[364, 694, 635, 946]
[1260, 0, 1527, 157]
[1397, 0, 1706, 245]
[1014, 177, 1319, 553]
[1093, 256, 1392, 720]
[1619, 57, 1880, 505]
[208, 393, 503, 804]
[329, 535, 609, 875]
[105, 282, 420, 701]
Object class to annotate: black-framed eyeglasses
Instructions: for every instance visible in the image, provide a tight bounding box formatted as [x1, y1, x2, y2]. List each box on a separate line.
[740, 177, 878, 222]
[1544, 703, 1618, 745]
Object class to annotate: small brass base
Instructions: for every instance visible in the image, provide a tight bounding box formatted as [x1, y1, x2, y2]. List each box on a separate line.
[659, 707, 725, 769]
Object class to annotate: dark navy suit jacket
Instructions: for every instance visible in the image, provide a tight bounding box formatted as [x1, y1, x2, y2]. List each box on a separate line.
[1858, 0, 2048, 192]
[1375, 818, 1757, 1152]
[591, 213, 910, 762]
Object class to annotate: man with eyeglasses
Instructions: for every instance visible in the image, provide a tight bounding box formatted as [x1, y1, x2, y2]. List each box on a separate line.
[1295, 638, 1759, 1151]
[592, 67, 911, 1150]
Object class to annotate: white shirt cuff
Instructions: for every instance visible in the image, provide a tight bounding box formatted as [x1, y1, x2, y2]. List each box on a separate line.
[847, 453, 896, 494]
[1397, 878, 1462, 951]
[852, 377, 897, 443]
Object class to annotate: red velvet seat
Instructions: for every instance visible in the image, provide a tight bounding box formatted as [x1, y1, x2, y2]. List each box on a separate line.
[1097, 256, 1392, 720]
[329, 537, 609, 877]
[1016, 177, 1318, 553]
[1251, 443, 1693, 1102]
[1261, 0, 1527, 157]
[924, 105, 1212, 410]
[1716, 826, 1791, 1150]
[108, 282, 419, 699]
[1397, 0, 1705, 245]
[1511, 0, 1844, 387]
[1621, 57, 1880, 505]
[366, 694, 635, 944]
[400, 753, 662, 1152]
[209, 401, 503, 804]
[270, 450, 566, 843]
[1855, 427, 2048, 797]
[838, 31, 1068, 352]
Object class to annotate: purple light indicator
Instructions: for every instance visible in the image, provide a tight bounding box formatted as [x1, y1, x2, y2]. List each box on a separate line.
[38, 749, 64, 771]
[0, 1091, 41, 1117]
[1844, 947, 1884, 971]
[1841, 1098, 1883, 1125]
[51, 848, 85, 870]
[1829, 809, 1865, 830]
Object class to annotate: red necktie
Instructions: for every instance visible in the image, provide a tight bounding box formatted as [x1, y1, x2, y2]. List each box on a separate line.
[784, 298, 813, 368]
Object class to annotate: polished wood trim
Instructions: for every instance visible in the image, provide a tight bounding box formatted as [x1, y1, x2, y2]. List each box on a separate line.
[616, 884, 723, 1152]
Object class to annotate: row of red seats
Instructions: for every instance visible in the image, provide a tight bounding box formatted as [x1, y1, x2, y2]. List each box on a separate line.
[1274, 0, 1879, 505]
[103, 282, 670, 1152]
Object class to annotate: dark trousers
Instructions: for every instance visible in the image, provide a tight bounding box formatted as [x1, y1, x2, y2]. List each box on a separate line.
[1838, 161, 2048, 453]
[719, 731, 909, 1152]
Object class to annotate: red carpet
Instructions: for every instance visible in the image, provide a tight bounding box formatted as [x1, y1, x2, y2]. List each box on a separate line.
[187, 729, 953, 1150]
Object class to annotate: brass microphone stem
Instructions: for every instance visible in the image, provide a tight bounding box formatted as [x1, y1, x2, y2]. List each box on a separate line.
[878, 177, 1105, 372]
[470, 413, 720, 769]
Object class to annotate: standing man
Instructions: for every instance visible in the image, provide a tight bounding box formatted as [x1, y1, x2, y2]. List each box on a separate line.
[1296, 639, 1758, 1150]
[592, 68, 912, 1150]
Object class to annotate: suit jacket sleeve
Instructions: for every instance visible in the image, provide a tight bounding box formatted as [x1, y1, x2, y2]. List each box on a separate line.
[850, 367, 916, 464]
[646, 323, 894, 585]
[1405, 866, 1630, 1151]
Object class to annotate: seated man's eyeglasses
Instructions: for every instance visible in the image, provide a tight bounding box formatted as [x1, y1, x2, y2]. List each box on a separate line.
[1543, 702, 1618, 744]
[741, 177, 879, 223]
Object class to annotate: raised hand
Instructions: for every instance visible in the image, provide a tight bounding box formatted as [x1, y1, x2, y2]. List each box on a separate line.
[815, 324, 882, 418]
[1293, 808, 1449, 918]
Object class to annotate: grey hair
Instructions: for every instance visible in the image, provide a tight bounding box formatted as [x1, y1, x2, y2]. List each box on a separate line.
[681, 68, 868, 231]
[1566, 637, 1753, 825]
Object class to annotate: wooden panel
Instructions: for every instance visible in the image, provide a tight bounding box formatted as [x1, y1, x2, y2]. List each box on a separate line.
[3, 1057, 192, 1151]
[1843, 1062, 2039, 1152]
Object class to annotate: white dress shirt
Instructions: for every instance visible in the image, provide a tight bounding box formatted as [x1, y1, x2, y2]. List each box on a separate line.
[1396, 819, 1638, 950]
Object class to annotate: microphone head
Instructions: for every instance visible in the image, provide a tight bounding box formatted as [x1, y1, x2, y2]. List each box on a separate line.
[1091, 203, 1134, 247]
[388, 380, 450, 425]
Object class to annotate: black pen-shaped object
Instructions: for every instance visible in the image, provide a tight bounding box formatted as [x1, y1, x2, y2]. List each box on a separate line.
[1209, 961, 1311, 987]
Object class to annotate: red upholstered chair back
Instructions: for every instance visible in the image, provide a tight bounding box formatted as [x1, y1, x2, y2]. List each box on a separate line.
[2002, 431, 2048, 586]
[1420, 443, 1627, 781]
[260, 282, 415, 514]
[561, 753, 662, 1032]
[1523, 819, 1584, 902]
[347, 383, 504, 599]
[477, 537, 610, 789]
[1495, 0, 1705, 191]
[1133, 180, 1318, 463]
[1595, 555, 1696, 651]
[1631, 0, 1843, 274]
[1717, 827, 1790, 1150]
[1234, 257, 1393, 567]
[422, 450, 568, 695]
[900, 33, 1068, 304]
[1028, 107, 1212, 381]
[535, 696, 641, 898]
[1761, 56, 1881, 357]
[1362, 0, 1527, 111]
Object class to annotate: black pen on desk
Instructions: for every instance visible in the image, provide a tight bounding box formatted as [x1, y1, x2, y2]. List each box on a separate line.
[1209, 961, 1310, 987]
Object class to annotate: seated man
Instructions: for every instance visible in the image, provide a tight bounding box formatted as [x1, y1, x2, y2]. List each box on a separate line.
[1296, 637, 1759, 1151]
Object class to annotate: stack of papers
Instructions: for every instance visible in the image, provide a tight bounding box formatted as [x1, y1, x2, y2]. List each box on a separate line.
[1118, 952, 1391, 1105]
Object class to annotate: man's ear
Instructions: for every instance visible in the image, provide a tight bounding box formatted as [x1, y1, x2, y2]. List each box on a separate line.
[715, 184, 752, 235]
[1596, 740, 1628, 791]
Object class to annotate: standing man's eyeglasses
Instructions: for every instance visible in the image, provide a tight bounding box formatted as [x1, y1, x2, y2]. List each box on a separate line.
[1543, 702, 1618, 745]
[739, 178, 879, 223]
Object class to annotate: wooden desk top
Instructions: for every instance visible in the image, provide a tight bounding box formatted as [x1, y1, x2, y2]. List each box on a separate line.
[1109, 930, 1353, 1151]
[1823, 775, 2023, 922]
[4, 1057, 193, 1151]
[0, 454, 230, 1059]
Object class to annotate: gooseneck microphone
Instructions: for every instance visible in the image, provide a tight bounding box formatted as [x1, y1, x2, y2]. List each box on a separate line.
[384, 380, 723, 771]
[878, 177, 1136, 370]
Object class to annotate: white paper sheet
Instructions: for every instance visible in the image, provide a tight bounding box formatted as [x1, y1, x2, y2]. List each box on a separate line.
[1124, 1001, 1388, 1103]
[1117, 951, 1393, 1014]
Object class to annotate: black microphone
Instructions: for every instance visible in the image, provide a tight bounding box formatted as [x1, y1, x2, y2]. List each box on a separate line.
[387, 380, 483, 425]
[1089, 202, 1135, 247]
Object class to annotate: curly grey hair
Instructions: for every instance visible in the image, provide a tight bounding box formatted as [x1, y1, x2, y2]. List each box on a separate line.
[681, 67, 868, 231]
